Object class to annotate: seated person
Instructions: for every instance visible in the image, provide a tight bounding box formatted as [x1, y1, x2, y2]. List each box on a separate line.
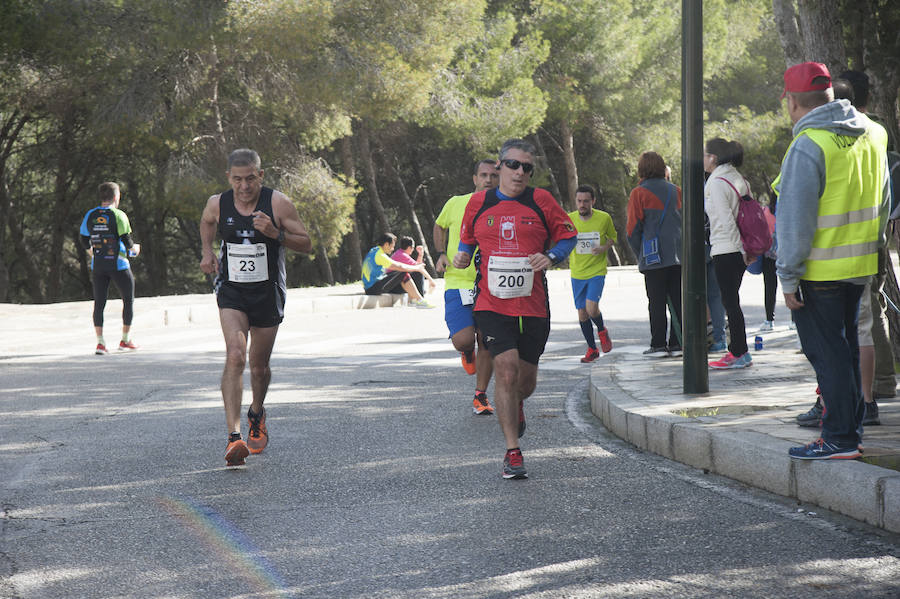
[362, 233, 435, 308]
[390, 235, 437, 296]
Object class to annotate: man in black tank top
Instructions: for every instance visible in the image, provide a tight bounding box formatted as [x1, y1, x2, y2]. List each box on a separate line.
[200, 149, 313, 466]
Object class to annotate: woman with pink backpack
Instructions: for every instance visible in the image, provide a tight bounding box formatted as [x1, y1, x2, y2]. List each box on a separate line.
[704, 138, 755, 369]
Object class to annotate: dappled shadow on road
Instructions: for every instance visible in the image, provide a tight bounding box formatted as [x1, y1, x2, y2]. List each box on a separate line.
[3, 351, 899, 598]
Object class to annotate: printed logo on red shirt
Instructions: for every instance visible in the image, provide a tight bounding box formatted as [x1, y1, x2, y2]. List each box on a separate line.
[499, 216, 518, 250]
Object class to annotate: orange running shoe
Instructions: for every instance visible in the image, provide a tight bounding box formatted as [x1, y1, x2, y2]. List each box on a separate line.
[247, 407, 268, 454]
[225, 434, 249, 466]
[461, 350, 476, 375]
[472, 391, 494, 415]
[597, 328, 613, 353]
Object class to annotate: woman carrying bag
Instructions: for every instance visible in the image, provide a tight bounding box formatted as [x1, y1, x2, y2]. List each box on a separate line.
[704, 138, 753, 369]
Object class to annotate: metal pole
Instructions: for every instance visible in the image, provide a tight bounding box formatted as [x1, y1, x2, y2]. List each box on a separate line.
[682, 0, 708, 393]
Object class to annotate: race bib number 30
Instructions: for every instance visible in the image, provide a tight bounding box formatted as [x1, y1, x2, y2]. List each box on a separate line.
[227, 242, 269, 283]
[487, 255, 533, 299]
[576, 232, 601, 255]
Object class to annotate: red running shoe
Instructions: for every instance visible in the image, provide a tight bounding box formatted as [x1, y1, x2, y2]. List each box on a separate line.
[580, 347, 600, 363]
[118, 340, 139, 351]
[597, 328, 613, 353]
[502, 448, 527, 479]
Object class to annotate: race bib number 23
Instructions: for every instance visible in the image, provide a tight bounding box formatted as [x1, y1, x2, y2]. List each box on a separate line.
[227, 242, 269, 283]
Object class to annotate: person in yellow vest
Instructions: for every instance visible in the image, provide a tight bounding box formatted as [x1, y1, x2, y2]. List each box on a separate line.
[775, 62, 890, 460]
[567, 185, 617, 363]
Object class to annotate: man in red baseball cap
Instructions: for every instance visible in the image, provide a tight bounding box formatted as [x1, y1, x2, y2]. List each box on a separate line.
[773, 60, 891, 460]
[780, 61, 831, 99]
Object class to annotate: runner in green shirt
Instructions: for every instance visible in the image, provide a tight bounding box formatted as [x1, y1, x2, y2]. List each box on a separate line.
[433, 159, 498, 415]
[567, 185, 617, 362]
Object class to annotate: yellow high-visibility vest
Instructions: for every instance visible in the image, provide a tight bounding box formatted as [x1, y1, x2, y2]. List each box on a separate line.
[776, 122, 886, 281]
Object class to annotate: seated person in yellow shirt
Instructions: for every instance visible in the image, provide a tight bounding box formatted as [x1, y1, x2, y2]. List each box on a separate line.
[362, 233, 434, 308]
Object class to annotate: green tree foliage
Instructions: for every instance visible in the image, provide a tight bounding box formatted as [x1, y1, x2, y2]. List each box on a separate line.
[0, 0, 896, 302]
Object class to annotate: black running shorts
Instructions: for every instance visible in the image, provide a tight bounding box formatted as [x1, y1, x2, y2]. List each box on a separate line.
[216, 281, 284, 328]
[473, 311, 550, 364]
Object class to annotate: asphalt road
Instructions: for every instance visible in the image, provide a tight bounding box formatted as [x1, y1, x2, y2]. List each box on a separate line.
[2, 273, 900, 598]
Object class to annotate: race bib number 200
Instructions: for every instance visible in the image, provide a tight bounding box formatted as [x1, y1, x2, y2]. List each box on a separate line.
[227, 242, 269, 283]
[487, 255, 533, 299]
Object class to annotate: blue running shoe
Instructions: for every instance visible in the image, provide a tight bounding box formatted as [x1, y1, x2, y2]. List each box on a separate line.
[789, 438, 860, 460]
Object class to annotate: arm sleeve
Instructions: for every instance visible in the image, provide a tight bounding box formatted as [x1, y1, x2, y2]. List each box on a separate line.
[80, 235, 91, 250]
[120, 233, 134, 249]
[546, 236, 576, 263]
[626, 189, 644, 256]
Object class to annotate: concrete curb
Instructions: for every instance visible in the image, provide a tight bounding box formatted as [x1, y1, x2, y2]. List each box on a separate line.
[590, 354, 900, 533]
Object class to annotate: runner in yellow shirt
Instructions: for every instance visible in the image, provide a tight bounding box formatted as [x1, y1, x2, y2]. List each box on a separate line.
[433, 159, 498, 414]
[568, 185, 617, 362]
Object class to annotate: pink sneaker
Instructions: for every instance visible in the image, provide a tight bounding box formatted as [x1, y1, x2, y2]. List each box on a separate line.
[709, 351, 752, 369]
[119, 340, 139, 351]
[95, 344, 108, 355]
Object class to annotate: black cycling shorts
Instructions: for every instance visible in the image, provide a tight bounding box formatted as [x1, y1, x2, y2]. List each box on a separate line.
[216, 281, 284, 328]
[473, 311, 550, 364]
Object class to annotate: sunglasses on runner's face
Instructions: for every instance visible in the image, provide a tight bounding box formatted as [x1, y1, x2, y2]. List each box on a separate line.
[500, 159, 534, 174]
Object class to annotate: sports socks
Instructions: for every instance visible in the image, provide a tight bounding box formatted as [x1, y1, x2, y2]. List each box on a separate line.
[121, 332, 130, 343]
[580, 320, 597, 349]
[592, 314, 605, 331]
[97, 335, 105, 346]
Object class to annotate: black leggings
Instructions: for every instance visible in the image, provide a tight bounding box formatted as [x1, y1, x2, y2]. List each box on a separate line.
[762, 256, 777, 322]
[713, 252, 747, 356]
[92, 269, 135, 327]
[643, 265, 682, 349]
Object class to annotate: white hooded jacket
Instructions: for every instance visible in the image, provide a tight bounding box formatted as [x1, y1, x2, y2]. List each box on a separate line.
[705, 162, 749, 257]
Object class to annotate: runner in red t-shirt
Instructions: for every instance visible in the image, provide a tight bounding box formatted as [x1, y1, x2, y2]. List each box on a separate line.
[454, 138, 576, 479]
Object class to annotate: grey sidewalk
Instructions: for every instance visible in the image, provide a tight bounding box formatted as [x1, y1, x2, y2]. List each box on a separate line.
[588, 325, 900, 534]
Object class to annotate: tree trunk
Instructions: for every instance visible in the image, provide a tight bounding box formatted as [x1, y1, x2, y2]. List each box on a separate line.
[796, 0, 847, 74]
[47, 110, 77, 301]
[773, 0, 846, 72]
[0, 111, 28, 301]
[6, 200, 44, 302]
[559, 119, 578, 211]
[883, 242, 900, 365]
[356, 121, 391, 234]
[533, 131, 565, 206]
[387, 156, 435, 272]
[310, 223, 335, 285]
[772, 0, 804, 67]
[339, 135, 363, 280]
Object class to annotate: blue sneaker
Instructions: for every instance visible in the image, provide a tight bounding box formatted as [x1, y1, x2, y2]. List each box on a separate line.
[788, 438, 860, 460]
[709, 341, 727, 352]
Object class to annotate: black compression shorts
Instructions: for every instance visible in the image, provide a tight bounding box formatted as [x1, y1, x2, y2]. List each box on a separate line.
[216, 281, 285, 328]
[473, 311, 550, 364]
